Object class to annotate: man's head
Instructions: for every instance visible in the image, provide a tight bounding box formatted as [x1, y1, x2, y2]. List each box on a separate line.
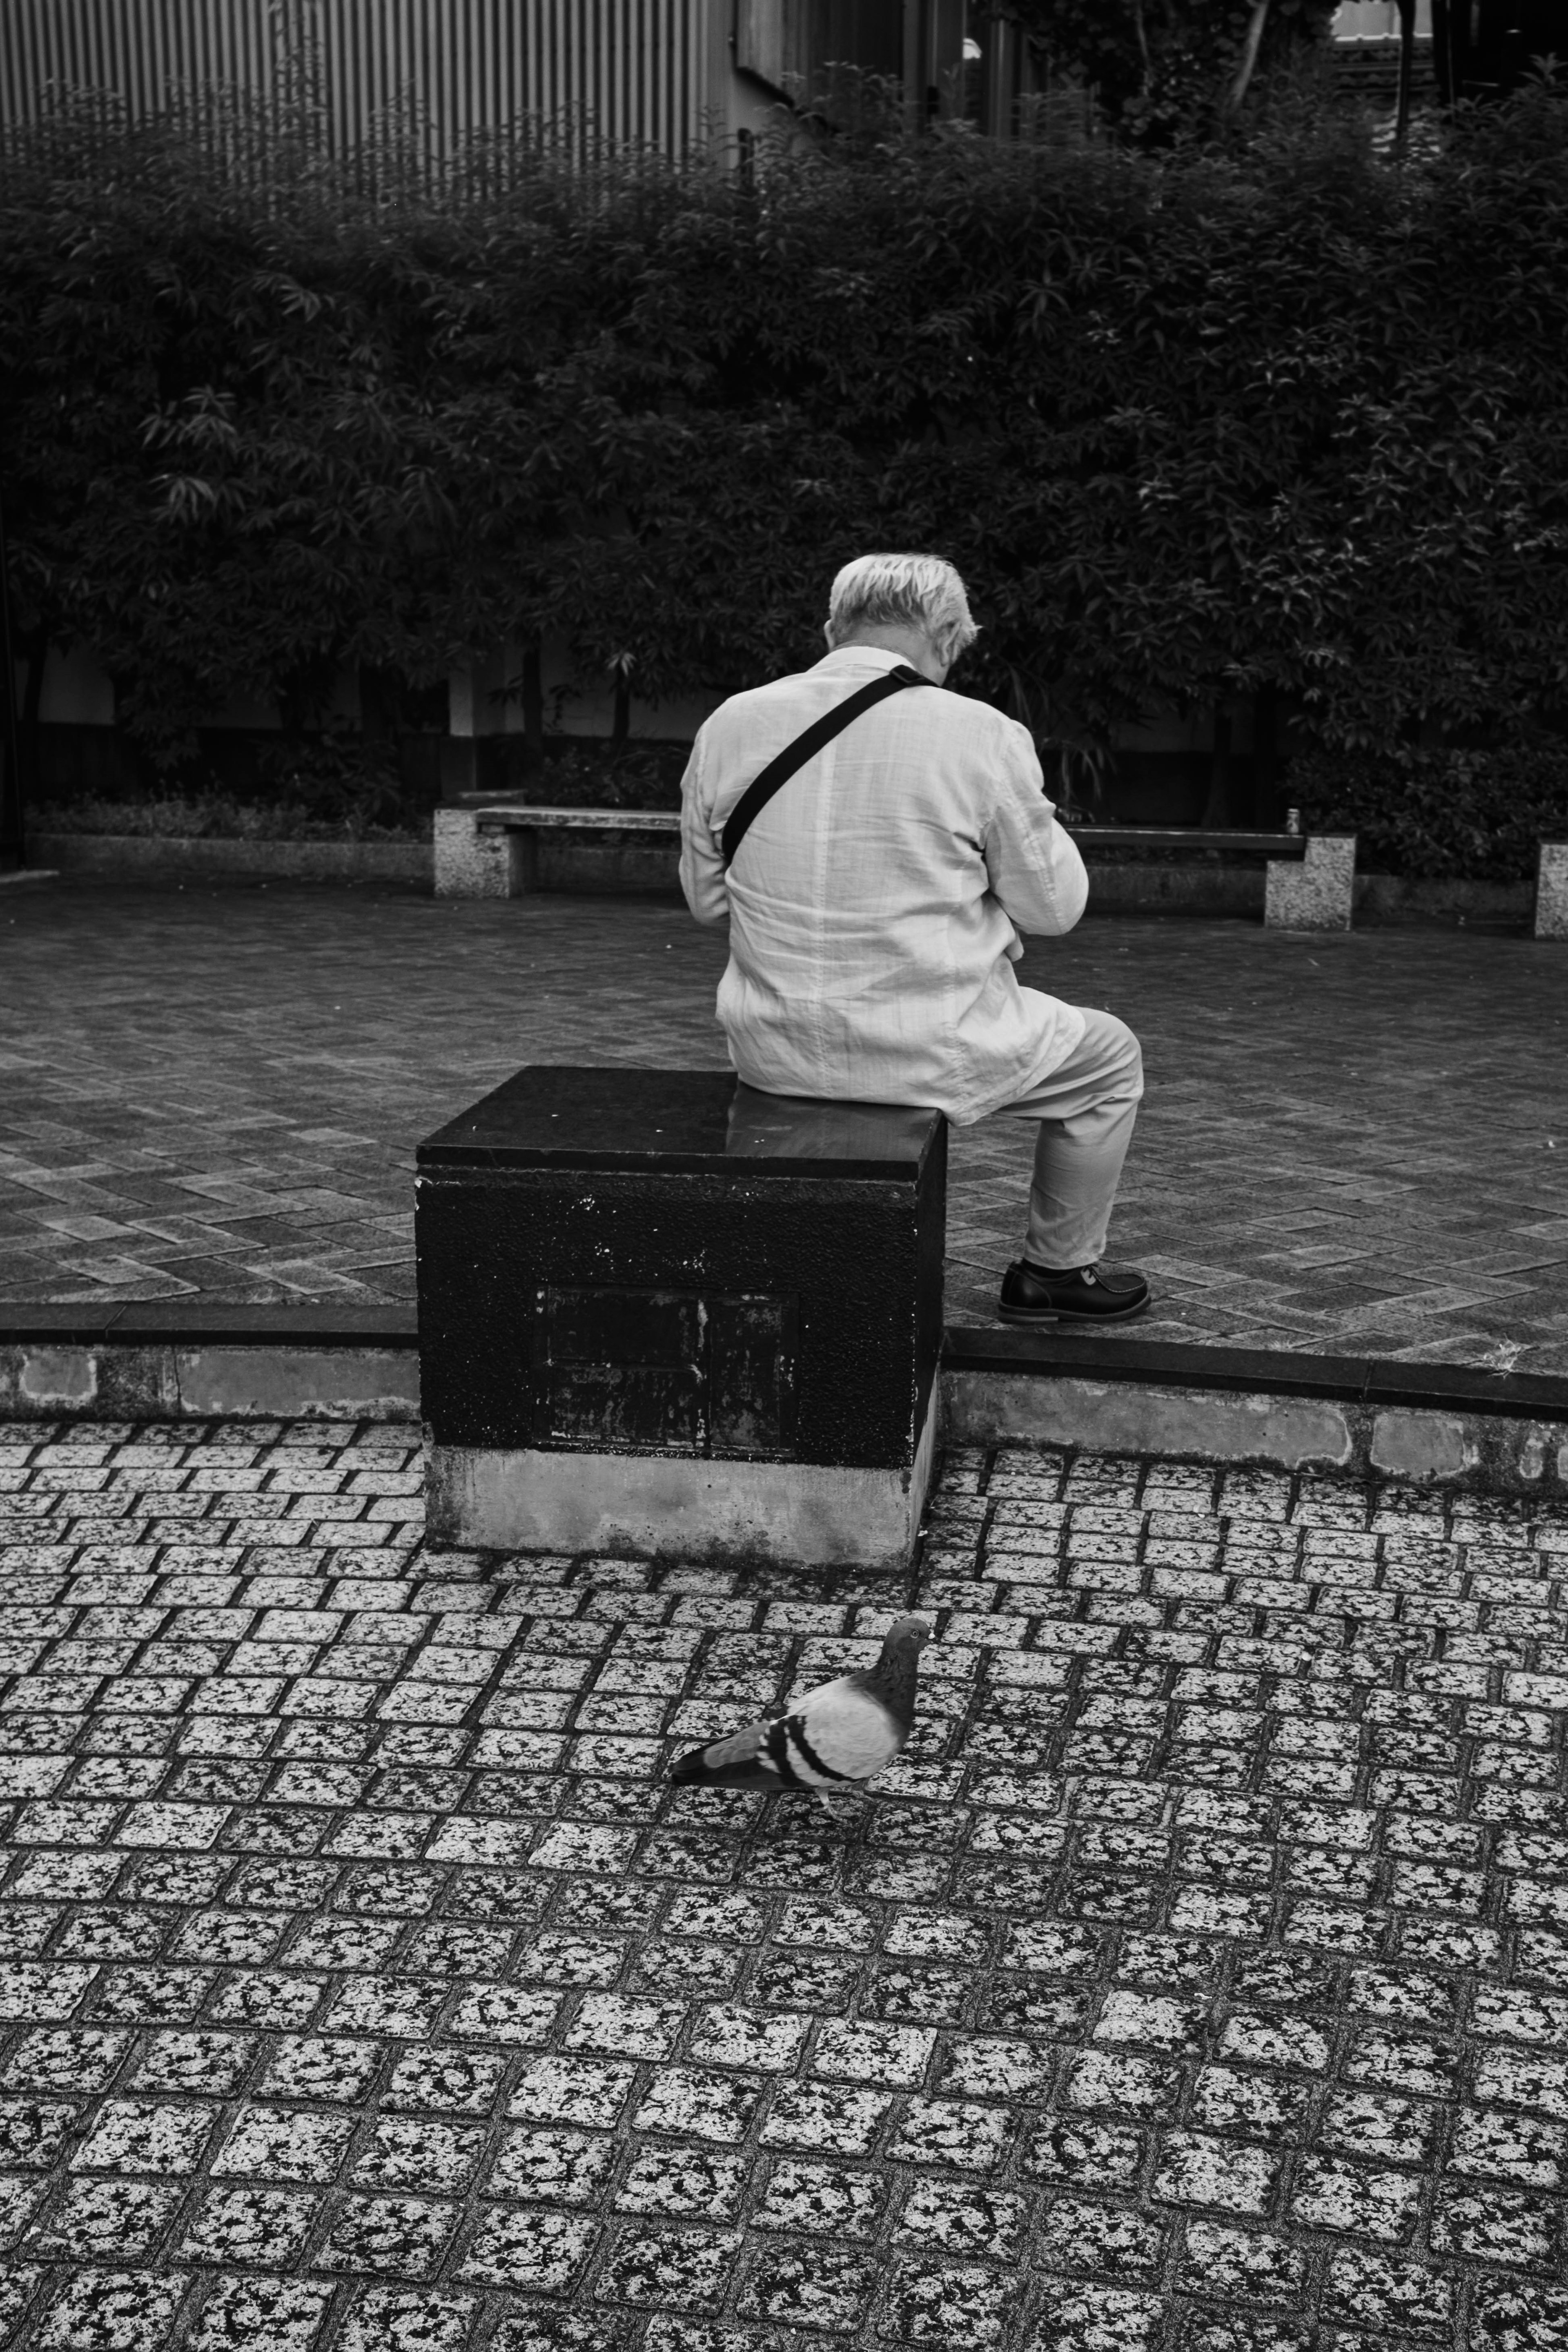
[824, 553, 979, 683]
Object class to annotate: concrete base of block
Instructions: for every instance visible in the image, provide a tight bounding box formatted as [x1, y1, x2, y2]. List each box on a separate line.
[427, 1389, 939, 1567]
[943, 1369, 1568, 1497]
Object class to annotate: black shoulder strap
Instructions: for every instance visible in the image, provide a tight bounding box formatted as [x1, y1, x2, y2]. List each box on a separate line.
[721, 664, 929, 869]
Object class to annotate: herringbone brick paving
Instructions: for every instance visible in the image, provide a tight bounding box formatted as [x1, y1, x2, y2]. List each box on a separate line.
[4, 1423, 1568, 2345]
[2, 884, 1565, 1370]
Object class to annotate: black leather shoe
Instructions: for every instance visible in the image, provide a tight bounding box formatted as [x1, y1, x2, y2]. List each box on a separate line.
[997, 1260, 1151, 1324]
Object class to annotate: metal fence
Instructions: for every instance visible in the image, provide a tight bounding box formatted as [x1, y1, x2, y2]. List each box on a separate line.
[0, 0, 717, 156]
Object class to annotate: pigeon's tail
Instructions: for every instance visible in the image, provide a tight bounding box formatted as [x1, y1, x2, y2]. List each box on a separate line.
[668, 1724, 777, 1790]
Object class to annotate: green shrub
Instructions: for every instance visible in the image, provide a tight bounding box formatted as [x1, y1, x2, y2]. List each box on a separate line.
[2, 78, 1566, 859]
[1291, 738, 1568, 880]
[40, 790, 431, 842]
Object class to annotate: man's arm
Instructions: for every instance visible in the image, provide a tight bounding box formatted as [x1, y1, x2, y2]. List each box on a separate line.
[982, 723, 1089, 936]
[679, 732, 729, 928]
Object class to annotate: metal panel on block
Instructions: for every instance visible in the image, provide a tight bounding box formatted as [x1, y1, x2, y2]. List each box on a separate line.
[530, 1283, 795, 1457]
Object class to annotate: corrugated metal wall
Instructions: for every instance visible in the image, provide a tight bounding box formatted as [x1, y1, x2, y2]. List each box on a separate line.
[0, 0, 716, 156]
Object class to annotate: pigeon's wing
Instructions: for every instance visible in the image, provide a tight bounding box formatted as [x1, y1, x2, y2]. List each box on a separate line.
[668, 1675, 904, 1791]
[792, 1675, 907, 1783]
[667, 1710, 781, 1789]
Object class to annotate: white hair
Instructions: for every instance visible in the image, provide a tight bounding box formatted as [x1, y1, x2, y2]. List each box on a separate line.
[824, 552, 979, 664]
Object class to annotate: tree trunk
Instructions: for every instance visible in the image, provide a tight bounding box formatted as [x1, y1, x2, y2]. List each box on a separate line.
[1223, 0, 1272, 117]
[1393, 0, 1416, 155]
[1251, 685, 1279, 829]
[522, 641, 545, 772]
[1202, 704, 1234, 829]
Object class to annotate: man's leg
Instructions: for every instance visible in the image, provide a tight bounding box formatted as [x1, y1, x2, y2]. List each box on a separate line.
[996, 1008, 1149, 1323]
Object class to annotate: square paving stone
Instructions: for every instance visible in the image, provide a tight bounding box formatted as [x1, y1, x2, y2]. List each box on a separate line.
[1040, 2194, 1164, 2279]
[738, 2245, 878, 2331]
[336, 2287, 476, 2352]
[72, 2097, 216, 2174]
[896, 2179, 1027, 2260]
[938, 2037, 1056, 2101]
[753, 2158, 887, 2238]
[488, 2125, 617, 2204]
[884, 2261, 1014, 2345]
[1029, 2283, 1164, 2352]
[189, 2275, 334, 2350]
[4, 2031, 127, 2092]
[384, 2049, 507, 2115]
[888, 2100, 1011, 2173]
[811, 2020, 935, 2089]
[319, 2193, 461, 2279]
[325, 1976, 444, 2037]
[566, 1994, 682, 2060]
[261, 2038, 383, 2103]
[353, 2119, 485, 2194]
[752, 1953, 856, 2012]
[1153, 2134, 1279, 2216]
[1178, 2219, 1306, 2299]
[36, 2271, 187, 2351]
[1322, 2246, 1455, 2334]
[213, 2105, 353, 2183]
[760, 2084, 891, 2154]
[509, 2058, 637, 2130]
[177, 2185, 318, 2264]
[1023, 2119, 1145, 2189]
[460, 2205, 601, 2290]
[616, 2149, 747, 2221]
[633, 2067, 762, 2143]
[1288, 2154, 1422, 2243]
[33, 2176, 182, 2257]
[1430, 2183, 1561, 2268]
[597, 2226, 739, 2314]
[131, 2031, 255, 2096]
[1450, 2103, 1568, 2187]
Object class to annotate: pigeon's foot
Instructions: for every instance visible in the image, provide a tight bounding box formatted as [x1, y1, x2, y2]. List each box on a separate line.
[813, 1789, 869, 1835]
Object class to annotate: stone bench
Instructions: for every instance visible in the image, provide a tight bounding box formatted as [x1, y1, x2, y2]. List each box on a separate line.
[415, 1066, 946, 1568]
[433, 801, 1359, 929]
[1065, 824, 1356, 931]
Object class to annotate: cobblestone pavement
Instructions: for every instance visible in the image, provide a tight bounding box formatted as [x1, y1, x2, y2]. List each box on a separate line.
[5, 1423, 1568, 2347]
[3, 884, 1566, 1370]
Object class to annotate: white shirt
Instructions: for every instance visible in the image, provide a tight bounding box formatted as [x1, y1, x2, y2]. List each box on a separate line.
[679, 645, 1089, 1125]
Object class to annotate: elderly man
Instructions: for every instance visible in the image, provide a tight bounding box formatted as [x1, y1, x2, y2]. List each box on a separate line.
[679, 552, 1148, 1324]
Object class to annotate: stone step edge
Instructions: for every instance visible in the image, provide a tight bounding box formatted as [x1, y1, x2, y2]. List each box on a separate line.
[3, 1312, 1565, 1494]
[943, 1328, 1568, 1499]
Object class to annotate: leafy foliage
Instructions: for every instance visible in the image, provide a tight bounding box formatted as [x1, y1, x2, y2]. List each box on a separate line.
[2, 81, 1566, 884]
[1291, 738, 1568, 881]
[992, 0, 1338, 145]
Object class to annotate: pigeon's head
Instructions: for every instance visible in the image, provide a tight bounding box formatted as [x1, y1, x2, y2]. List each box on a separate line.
[878, 1615, 931, 1665]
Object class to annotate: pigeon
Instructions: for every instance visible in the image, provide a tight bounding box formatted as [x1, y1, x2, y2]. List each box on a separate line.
[668, 1614, 931, 1797]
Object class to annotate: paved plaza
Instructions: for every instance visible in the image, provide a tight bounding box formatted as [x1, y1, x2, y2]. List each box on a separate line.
[1, 1419, 1568, 2347]
[2, 882, 1566, 1371]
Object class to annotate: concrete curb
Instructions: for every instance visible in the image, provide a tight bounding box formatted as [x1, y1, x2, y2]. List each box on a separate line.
[0, 1306, 419, 1424]
[942, 1327, 1568, 1498]
[4, 1309, 1565, 1494]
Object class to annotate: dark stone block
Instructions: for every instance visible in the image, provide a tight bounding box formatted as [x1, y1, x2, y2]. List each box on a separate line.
[416, 1067, 944, 1474]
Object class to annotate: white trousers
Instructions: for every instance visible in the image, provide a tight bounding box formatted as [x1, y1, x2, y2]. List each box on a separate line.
[1001, 1006, 1144, 1269]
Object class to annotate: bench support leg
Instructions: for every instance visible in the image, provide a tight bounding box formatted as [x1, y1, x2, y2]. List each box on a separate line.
[1265, 835, 1356, 931]
[433, 809, 516, 899]
[1536, 843, 1568, 940]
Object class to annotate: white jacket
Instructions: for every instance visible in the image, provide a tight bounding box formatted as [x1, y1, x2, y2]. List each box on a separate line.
[679, 645, 1089, 1125]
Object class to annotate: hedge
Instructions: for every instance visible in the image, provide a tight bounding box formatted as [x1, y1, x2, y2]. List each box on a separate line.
[2, 82, 1566, 872]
